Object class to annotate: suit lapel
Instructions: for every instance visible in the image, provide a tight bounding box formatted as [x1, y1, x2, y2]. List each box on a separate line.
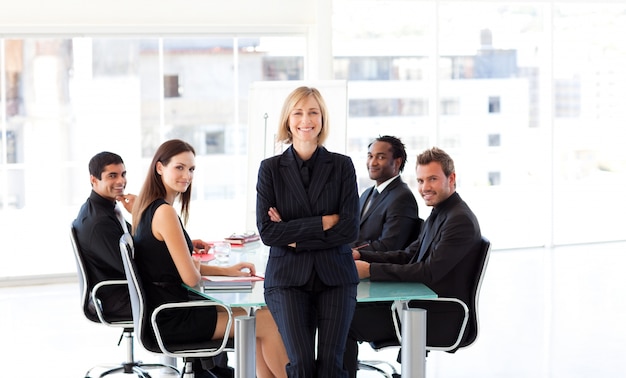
[361, 187, 384, 222]
[360, 177, 401, 222]
[416, 211, 445, 262]
[360, 187, 376, 223]
[359, 189, 370, 216]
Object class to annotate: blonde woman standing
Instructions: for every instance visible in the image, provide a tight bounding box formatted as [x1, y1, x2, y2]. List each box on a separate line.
[256, 87, 360, 377]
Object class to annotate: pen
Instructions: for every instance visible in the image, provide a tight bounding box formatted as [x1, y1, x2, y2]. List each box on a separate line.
[354, 243, 370, 250]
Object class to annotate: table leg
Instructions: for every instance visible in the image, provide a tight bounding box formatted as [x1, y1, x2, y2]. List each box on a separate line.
[401, 307, 427, 378]
[234, 315, 256, 378]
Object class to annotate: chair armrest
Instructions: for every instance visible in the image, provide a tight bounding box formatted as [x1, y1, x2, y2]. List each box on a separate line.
[151, 300, 233, 358]
[392, 297, 469, 352]
[91, 279, 133, 327]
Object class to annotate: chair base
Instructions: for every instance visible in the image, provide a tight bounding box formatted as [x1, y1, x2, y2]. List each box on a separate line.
[358, 360, 399, 378]
[181, 361, 194, 378]
[83, 361, 179, 378]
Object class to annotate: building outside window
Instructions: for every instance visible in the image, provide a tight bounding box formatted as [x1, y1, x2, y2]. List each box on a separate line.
[0, 35, 305, 279]
[2, 1, 626, 281]
[335, 0, 626, 249]
[488, 96, 501, 113]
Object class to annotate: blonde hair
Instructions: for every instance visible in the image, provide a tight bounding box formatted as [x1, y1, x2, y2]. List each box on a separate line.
[275, 86, 329, 145]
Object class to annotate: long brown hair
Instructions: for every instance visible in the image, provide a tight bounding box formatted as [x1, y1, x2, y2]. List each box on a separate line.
[132, 139, 196, 234]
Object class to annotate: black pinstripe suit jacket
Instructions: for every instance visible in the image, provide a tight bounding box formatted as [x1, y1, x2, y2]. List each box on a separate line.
[256, 146, 360, 288]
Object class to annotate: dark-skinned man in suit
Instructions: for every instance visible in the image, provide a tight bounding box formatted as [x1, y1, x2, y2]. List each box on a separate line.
[352, 135, 421, 252]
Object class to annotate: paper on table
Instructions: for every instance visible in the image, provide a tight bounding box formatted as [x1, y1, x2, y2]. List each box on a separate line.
[201, 279, 253, 290]
[194, 253, 215, 262]
[224, 232, 261, 245]
[201, 275, 264, 291]
[203, 274, 264, 282]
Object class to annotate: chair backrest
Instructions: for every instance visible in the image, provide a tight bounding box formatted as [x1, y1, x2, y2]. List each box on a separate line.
[119, 232, 161, 353]
[71, 225, 133, 327]
[70, 225, 98, 323]
[459, 235, 491, 348]
[119, 234, 145, 340]
[371, 236, 491, 354]
[120, 232, 234, 359]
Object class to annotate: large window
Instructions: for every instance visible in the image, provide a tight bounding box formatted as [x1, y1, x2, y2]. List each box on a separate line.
[2, 1, 626, 280]
[0, 36, 305, 279]
[551, 4, 626, 244]
[335, 1, 626, 249]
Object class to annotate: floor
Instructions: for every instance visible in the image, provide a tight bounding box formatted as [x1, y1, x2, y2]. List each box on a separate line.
[1, 241, 625, 377]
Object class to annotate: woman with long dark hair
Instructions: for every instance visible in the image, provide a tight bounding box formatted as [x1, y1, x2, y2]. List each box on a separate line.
[133, 139, 288, 378]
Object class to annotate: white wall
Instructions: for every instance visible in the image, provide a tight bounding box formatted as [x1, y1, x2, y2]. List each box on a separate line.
[0, 0, 317, 32]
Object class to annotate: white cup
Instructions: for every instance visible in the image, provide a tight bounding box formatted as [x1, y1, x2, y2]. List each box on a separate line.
[213, 242, 231, 265]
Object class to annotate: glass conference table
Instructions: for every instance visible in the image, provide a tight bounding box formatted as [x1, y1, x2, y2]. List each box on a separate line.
[187, 243, 437, 378]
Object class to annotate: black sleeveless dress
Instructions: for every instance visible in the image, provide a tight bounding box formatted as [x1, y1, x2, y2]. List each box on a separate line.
[134, 198, 217, 346]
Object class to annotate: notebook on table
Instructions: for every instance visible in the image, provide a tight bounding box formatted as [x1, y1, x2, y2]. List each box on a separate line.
[201, 274, 264, 290]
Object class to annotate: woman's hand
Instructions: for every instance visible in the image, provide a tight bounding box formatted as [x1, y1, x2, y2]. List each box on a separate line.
[200, 261, 257, 277]
[268, 207, 282, 223]
[192, 239, 212, 254]
[322, 214, 339, 231]
[223, 262, 257, 277]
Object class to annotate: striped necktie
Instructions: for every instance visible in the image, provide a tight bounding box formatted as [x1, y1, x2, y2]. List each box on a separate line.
[362, 188, 379, 216]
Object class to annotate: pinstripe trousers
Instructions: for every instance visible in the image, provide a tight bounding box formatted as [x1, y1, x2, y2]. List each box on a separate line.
[265, 271, 357, 378]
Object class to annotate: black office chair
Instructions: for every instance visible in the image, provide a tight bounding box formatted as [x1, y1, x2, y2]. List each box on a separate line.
[358, 236, 492, 378]
[119, 233, 234, 378]
[70, 226, 178, 378]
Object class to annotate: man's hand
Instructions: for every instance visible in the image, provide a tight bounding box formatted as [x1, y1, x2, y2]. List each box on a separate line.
[354, 260, 370, 279]
[117, 193, 137, 213]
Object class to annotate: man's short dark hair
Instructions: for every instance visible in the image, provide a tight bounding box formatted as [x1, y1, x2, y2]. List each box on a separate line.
[369, 135, 408, 173]
[88, 152, 124, 180]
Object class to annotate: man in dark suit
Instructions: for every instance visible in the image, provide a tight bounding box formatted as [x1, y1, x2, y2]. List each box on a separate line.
[353, 135, 421, 252]
[343, 147, 482, 378]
